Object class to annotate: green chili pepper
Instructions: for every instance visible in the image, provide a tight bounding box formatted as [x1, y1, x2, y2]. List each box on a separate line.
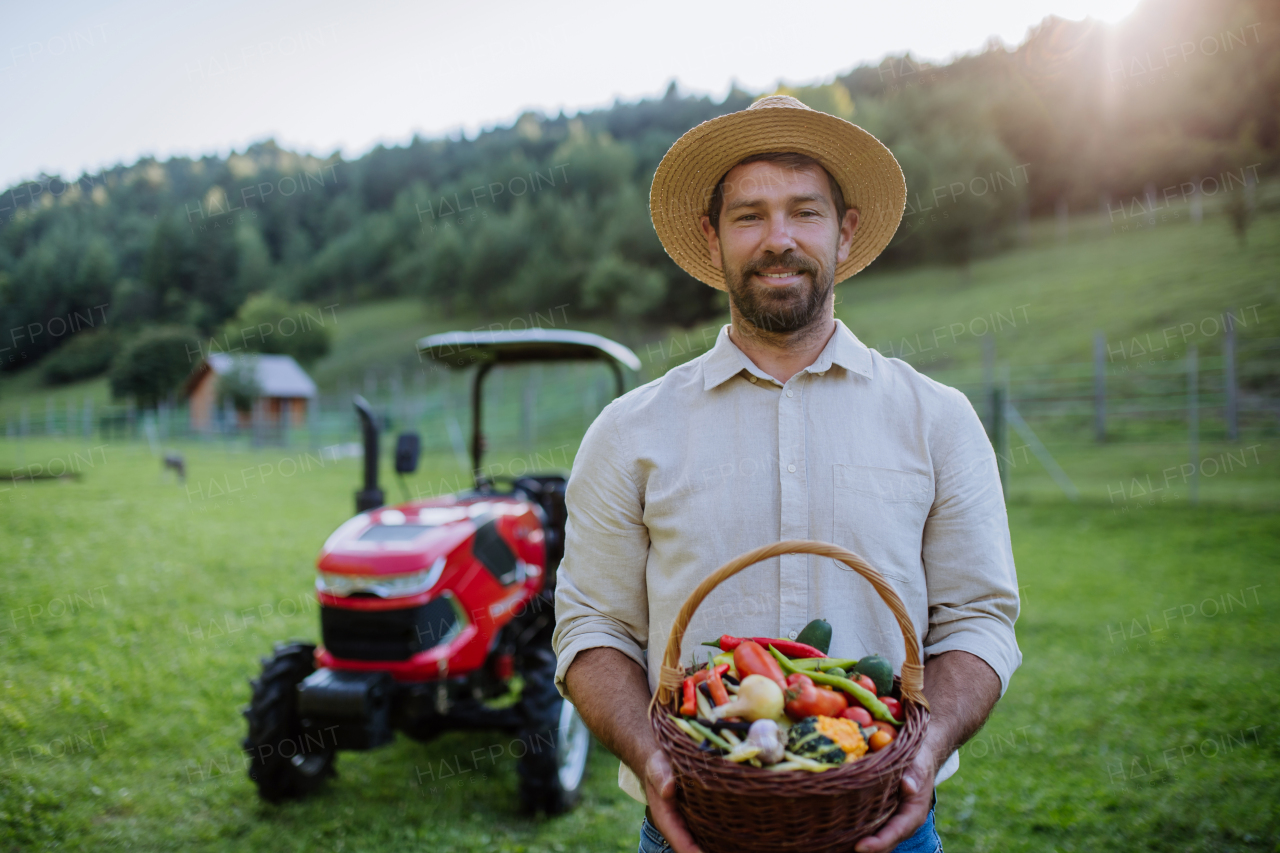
[685, 718, 733, 751]
[818, 658, 860, 672]
[767, 645, 903, 726]
[789, 657, 860, 672]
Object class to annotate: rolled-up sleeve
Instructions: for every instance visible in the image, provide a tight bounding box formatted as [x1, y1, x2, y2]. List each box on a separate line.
[552, 401, 652, 697]
[921, 389, 1022, 694]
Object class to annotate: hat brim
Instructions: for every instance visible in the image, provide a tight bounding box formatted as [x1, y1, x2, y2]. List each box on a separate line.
[649, 105, 907, 291]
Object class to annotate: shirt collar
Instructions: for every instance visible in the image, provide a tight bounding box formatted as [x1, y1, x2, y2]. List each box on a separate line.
[701, 319, 874, 391]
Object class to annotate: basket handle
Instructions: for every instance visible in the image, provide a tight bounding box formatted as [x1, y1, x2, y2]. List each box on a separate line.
[650, 539, 928, 713]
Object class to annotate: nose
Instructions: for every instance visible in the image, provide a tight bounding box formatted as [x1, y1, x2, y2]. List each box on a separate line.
[760, 211, 798, 257]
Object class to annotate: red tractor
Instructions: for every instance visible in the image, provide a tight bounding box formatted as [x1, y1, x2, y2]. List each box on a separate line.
[243, 329, 639, 813]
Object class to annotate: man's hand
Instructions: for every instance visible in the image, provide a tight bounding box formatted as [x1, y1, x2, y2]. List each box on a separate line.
[853, 741, 938, 853]
[854, 650, 1003, 853]
[643, 751, 703, 853]
[564, 647, 703, 852]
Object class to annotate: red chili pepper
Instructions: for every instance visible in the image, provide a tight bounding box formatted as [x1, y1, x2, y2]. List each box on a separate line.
[712, 635, 745, 652]
[755, 638, 825, 659]
[680, 678, 697, 716]
[689, 663, 730, 686]
[707, 663, 730, 706]
[732, 640, 788, 690]
[712, 635, 825, 659]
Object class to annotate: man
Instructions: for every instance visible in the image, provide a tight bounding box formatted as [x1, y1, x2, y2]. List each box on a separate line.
[553, 96, 1021, 853]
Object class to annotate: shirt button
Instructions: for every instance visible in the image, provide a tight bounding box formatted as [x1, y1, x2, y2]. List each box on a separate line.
[787, 464, 796, 473]
[786, 389, 794, 397]
[748, 376, 757, 383]
[788, 631, 798, 640]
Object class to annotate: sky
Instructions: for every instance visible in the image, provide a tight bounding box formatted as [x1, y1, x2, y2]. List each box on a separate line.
[0, 0, 1144, 189]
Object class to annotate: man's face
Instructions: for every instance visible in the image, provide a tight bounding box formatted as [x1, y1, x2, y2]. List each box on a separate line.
[701, 160, 858, 333]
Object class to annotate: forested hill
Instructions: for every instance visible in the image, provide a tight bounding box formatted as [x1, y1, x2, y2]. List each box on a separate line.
[1, 0, 1275, 373]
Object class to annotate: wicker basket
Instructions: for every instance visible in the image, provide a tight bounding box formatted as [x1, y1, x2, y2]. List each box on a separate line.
[648, 539, 930, 853]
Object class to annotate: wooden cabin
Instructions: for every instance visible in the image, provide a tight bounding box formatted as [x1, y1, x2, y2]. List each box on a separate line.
[185, 353, 318, 431]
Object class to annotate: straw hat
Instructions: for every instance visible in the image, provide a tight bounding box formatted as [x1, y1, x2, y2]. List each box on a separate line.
[649, 95, 906, 291]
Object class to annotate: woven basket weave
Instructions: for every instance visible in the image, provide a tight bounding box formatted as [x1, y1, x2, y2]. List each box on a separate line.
[648, 539, 930, 853]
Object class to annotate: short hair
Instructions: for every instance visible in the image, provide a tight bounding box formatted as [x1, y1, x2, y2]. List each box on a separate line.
[706, 152, 848, 233]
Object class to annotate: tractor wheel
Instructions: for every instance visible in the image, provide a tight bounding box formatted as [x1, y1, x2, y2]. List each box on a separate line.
[516, 646, 590, 815]
[242, 641, 336, 802]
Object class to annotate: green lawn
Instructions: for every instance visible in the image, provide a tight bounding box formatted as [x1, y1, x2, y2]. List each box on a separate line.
[1, 202, 1278, 850]
[1, 436, 1276, 851]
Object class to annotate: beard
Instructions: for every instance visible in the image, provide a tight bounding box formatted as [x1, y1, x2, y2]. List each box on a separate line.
[723, 249, 835, 334]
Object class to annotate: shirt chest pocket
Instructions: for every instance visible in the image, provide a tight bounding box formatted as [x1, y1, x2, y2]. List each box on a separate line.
[832, 464, 932, 584]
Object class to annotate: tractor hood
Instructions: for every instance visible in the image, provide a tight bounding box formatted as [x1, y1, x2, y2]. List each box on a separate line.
[317, 495, 540, 578]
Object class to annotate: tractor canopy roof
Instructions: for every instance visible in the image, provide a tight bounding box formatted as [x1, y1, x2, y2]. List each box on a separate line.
[417, 328, 641, 372]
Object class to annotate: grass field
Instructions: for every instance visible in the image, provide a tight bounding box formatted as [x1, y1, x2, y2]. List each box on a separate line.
[2, 204, 1278, 850]
[1, 434, 1277, 852]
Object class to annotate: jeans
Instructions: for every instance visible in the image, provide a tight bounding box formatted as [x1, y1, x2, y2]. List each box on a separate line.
[638, 797, 942, 853]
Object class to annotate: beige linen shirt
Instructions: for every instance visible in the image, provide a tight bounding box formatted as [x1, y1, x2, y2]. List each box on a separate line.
[553, 319, 1021, 802]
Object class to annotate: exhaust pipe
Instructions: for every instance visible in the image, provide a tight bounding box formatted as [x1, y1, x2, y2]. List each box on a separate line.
[353, 395, 384, 513]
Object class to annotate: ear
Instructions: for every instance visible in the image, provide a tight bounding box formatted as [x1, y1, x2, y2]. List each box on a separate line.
[700, 215, 722, 269]
[836, 208, 860, 264]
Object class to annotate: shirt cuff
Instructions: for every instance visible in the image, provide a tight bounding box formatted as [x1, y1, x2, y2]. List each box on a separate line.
[923, 631, 1021, 697]
[553, 631, 648, 699]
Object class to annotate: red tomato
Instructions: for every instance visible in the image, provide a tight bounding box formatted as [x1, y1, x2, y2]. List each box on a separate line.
[853, 674, 877, 696]
[872, 721, 896, 736]
[879, 696, 903, 721]
[841, 706, 873, 727]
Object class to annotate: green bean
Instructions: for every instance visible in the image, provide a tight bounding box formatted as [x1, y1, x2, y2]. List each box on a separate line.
[767, 645, 903, 725]
[789, 657, 859, 672]
[685, 718, 733, 751]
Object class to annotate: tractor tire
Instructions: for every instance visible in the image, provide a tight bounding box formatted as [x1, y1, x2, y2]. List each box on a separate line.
[515, 645, 590, 815]
[242, 641, 336, 802]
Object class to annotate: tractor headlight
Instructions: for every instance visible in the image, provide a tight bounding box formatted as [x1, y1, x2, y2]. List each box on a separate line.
[317, 557, 446, 598]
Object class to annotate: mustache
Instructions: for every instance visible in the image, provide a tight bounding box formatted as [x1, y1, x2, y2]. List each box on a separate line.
[740, 252, 819, 280]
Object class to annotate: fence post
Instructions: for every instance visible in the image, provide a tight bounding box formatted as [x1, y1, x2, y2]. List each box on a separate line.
[991, 387, 1006, 497]
[1055, 198, 1068, 243]
[1188, 345, 1199, 506]
[983, 336, 995, 434]
[990, 367, 1010, 499]
[1093, 331, 1106, 442]
[1224, 307, 1238, 441]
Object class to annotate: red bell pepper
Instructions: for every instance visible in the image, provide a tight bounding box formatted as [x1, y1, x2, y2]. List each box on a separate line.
[732, 640, 788, 690]
[710, 635, 825, 659]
